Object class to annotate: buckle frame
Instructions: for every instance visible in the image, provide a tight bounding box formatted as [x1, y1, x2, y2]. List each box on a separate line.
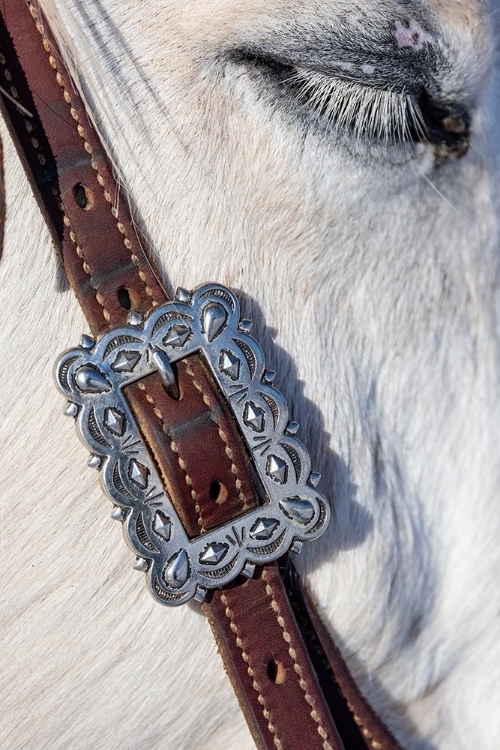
[55, 284, 329, 605]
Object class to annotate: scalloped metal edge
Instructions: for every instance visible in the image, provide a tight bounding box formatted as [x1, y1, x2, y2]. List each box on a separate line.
[54, 283, 330, 606]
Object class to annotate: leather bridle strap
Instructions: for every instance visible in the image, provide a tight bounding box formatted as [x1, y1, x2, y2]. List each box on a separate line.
[0, 0, 164, 334]
[0, 3, 402, 749]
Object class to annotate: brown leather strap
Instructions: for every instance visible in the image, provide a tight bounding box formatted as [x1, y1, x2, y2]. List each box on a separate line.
[127, 355, 344, 750]
[207, 566, 345, 750]
[0, 0, 165, 334]
[0, 3, 404, 749]
[125, 350, 401, 750]
[281, 563, 403, 750]
[126, 354, 262, 537]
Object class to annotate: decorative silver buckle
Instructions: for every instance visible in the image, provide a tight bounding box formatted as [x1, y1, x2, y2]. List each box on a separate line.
[55, 284, 329, 605]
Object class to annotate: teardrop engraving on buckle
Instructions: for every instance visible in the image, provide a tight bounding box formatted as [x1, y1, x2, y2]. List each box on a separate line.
[54, 284, 330, 606]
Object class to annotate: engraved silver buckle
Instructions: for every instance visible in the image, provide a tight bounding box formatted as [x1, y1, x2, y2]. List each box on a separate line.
[55, 284, 329, 605]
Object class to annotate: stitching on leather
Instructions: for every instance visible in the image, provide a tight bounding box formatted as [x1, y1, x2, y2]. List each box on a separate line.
[63, 212, 111, 323]
[261, 569, 334, 750]
[0, 27, 110, 325]
[0, 52, 52, 177]
[345, 701, 384, 750]
[137, 381, 207, 534]
[28, 2, 158, 311]
[220, 591, 283, 750]
[184, 361, 251, 510]
[295, 600, 385, 750]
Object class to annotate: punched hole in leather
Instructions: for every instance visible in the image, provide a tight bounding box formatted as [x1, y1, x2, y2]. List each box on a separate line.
[72, 182, 94, 210]
[209, 479, 228, 504]
[117, 286, 142, 312]
[267, 658, 286, 685]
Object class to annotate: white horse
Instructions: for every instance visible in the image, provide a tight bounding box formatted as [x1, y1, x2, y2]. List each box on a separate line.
[1, 0, 500, 747]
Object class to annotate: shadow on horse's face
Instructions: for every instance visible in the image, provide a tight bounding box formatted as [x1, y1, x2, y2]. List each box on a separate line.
[0, 1, 499, 749]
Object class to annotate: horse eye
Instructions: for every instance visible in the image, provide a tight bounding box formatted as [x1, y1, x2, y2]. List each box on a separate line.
[232, 40, 472, 158]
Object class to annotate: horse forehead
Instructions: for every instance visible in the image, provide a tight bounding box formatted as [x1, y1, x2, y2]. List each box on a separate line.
[104, 0, 491, 36]
[153, 0, 491, 32]
[120, 0, 492, 85]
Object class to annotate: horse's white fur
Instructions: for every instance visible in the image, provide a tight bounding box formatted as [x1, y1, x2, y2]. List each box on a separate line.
[1, 1, 500, 747]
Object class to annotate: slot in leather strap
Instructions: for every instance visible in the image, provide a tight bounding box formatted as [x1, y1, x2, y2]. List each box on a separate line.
[0, 3, 403, 749]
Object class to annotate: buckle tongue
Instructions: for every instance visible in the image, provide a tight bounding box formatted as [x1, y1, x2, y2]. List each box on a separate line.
[55, 284, 330, 606]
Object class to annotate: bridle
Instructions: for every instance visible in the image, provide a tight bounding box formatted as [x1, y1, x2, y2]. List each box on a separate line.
[0, 2, 403, 748]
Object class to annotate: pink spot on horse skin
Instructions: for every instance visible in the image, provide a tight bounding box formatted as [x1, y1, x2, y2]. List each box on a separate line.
[337, 62, 375, 75]
[394, 20, 433, 52]
[338, 61, 355, 71]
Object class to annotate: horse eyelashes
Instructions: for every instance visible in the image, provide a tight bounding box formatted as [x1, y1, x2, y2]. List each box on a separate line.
[288, 67, 426, 144]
